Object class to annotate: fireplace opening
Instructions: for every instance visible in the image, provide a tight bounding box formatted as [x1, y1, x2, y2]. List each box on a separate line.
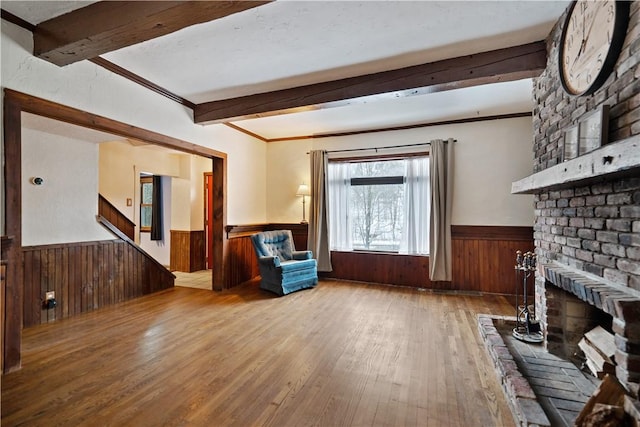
[543, 282, 614, 369]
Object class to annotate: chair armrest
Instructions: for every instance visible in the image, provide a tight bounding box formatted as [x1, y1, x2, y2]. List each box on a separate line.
[258, 256, 281, 268]
[291, 251, 312, 260]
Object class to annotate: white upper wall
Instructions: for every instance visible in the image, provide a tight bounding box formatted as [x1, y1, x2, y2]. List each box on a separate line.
[2, 21, 268, 234]
[21, 126, 114, 245]
[266, 117, 535, 227]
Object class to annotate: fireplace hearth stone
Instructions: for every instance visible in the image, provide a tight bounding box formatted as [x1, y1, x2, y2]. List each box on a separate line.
[479, 314, 598, 427]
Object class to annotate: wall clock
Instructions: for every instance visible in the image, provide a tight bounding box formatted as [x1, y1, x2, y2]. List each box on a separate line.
[559, 0, 630, 96]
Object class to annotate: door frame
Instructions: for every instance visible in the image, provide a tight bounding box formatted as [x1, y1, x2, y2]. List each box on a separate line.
[2, 88, 228, 373]
[204, 172, 214, 269]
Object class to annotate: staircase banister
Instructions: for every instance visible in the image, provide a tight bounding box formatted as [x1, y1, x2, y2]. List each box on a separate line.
[97, 215, 175, 279]
[98, 194, 136, 229]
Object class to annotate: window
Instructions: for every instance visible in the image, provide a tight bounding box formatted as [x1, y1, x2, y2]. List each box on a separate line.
[140, 176, 153, 232]
[328, 156, 430, 254]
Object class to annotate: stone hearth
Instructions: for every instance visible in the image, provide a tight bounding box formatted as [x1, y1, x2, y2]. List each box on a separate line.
[479, 315, 598, 427]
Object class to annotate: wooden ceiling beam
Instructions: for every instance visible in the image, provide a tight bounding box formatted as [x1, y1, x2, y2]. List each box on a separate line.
[34, 1, 270, 66]
[194, 41, 546, 124]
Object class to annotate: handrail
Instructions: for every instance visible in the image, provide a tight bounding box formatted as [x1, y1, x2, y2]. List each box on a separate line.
[97, 215, 175, 279]
[98, 194, 136, 239]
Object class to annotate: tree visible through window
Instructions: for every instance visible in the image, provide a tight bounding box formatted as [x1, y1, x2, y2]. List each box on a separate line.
[350, 160, 404, 251]
[328, 156, 430, 254]
[140, 176, 153, 232]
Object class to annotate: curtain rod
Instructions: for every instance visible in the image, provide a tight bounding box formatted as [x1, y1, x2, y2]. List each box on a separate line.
[307, 140, 456, 154]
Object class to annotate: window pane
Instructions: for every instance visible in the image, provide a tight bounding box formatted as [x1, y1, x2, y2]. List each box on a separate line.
[141, 206, 152, 228]
[141, 182, 153, 204]
[350, 183, 404, 251]
[349, 160, 404, 178]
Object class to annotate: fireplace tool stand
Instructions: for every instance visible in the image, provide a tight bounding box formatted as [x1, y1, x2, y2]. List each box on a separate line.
[513, 250, 543, 343]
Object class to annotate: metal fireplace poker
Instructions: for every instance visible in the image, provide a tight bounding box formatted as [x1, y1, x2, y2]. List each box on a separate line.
[513, 250, 543, 343]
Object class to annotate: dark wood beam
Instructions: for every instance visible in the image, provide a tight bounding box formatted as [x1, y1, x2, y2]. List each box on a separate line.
[195, 41, 546, 124]
[34, 1, 270, 66]
[1, 8, 36, 32]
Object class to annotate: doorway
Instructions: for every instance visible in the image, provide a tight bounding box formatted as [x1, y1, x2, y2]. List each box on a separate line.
[2, 89, 228, 373]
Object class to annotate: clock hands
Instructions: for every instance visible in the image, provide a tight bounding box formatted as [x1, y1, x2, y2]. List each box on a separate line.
[583, 2, 605, 49]
[570, 1, 605, 72]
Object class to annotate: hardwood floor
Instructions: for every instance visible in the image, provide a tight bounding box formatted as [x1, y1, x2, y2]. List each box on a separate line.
[2, 280, 516, 426]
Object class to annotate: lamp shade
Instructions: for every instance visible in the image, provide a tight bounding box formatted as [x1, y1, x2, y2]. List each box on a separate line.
[296, 183, 310, 196]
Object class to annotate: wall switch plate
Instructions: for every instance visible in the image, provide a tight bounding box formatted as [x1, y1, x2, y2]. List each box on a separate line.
[45, 291, 55, 300]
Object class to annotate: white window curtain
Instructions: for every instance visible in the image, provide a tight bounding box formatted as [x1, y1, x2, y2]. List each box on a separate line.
[399, 157, 430, 255]
[328, 162, 352, 251]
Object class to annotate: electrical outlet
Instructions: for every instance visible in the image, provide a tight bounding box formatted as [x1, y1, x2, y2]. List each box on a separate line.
[45, 291, 55, 301]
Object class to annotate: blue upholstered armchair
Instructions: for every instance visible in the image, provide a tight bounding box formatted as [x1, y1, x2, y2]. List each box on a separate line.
[250, 230, 318, 296]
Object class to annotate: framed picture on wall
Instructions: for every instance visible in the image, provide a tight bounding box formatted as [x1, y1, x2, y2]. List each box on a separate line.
[578, 105, 609, 155]
[562, 124, 579, 162]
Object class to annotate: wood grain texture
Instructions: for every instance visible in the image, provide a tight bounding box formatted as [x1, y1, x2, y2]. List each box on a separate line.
[33, 1, 271, 66]
[328, 251, 431, 288]
[3, 95, 23, 373]
[452, 225, 535, 295]
[224, 223, 310, 288]
[0, 263, 5, 374]
[1, 281, 515, 427]
[195, 42, 546, 123]
[328, 225, 534, 294]
[98, 194, 135, 240]
[2, 88, 228, 371]
[169, 230, 205, 273]
[3, 89, 225, 159]
[22, 239, 175, 328]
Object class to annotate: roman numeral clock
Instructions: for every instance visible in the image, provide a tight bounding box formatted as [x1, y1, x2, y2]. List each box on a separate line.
[559, 0, 630, 96]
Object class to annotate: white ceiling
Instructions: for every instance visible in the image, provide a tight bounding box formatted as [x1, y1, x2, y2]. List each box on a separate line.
[3, 1, 571, 141]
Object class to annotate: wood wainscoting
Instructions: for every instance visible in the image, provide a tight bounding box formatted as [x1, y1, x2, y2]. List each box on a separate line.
[98, 194, 135, 241]
[328, 225, 533, 294]
[224, 223, 308, 288]
[22, 239, 175, 328]
[170, 230, 205, 273]
[450, 225, 534, 294]
[224, 224, 532, 294]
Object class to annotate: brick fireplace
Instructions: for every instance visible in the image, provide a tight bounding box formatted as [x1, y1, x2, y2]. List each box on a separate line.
[511, 0, 640, 398]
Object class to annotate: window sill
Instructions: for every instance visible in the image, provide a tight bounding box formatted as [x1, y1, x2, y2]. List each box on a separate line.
[331, 250, 428, 257]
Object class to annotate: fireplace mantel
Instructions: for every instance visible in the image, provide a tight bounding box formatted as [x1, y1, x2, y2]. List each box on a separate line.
[512, 135, 640, 194]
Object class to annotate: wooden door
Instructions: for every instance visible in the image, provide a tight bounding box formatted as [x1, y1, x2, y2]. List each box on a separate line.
[204, 172, 214, 269]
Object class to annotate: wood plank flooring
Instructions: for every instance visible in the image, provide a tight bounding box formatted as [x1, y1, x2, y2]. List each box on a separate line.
[2, 279, 516, 426]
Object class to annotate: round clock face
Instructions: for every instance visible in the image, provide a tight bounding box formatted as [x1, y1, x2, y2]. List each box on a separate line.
[559, 0, 629, 96]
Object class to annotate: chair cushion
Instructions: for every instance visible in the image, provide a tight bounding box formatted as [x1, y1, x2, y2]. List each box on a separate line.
[279, 258, 317, 272]
[251, 230, 295, 260]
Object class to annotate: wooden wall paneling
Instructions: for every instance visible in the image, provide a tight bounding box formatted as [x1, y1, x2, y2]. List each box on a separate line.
[98, 195, 136, 241]
[223, 223, 310, 289]
[21, 239, 175, 328]
[170, 230, 206, 273]
[325, 226, 534, 294]
[449, 226, 534, 294]
[225, 235, 260, 287]
[327, 251, 431, 289]
[2, 89, 226, 370]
